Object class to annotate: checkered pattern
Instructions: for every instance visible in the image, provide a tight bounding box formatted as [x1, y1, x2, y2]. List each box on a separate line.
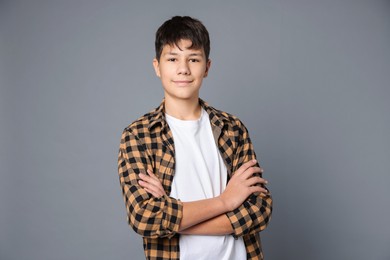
[118, 99, 273, 259]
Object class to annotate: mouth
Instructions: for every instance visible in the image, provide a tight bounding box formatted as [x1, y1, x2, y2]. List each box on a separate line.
[172, 80, 193, 86]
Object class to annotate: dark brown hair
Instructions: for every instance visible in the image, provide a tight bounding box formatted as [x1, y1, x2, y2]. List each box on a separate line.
[155, 16, 210, 61]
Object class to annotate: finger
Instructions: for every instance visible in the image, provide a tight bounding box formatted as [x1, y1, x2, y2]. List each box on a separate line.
[139, 173, 166, 196]
[144, 187, 164, 198]
[139, 180, 165, 197]
[139, 173, 149, 181]
[241, 166, 263, 180]
[140, 178, 165, 194]
[235, 159, 258, 175]
[139, 173, 156, 187]
[249, 185, 268, 194]
[147, 169, 160, 181]
[147, 187, 164, 198]
[147, 170, 167, 194]
[245, 176, 268, 187]
[138, 179, 157, 190]
[146, 170, 163, 190]
[153, 184, 166, 197]
[138, 179, 151, 189]
[140, 172, 160, 185]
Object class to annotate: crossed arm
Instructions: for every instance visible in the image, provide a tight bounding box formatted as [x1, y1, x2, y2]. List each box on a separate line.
[138, 160, 268, 235]
[119, 121, 272, 239]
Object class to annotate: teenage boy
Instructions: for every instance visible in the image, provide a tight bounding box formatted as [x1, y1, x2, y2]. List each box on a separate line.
[118, 16, 272, 260]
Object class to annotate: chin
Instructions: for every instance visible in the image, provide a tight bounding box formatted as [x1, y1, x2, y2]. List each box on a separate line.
[175, 95, 197, 100]
[166, 91, 199, 101]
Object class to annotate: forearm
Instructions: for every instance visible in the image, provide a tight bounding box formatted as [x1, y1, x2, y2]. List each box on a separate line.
[137, 159, 267, 233]
[179, 214, 233, 235]
[180, 193, 272, 237]
[179, 197, 228, 231]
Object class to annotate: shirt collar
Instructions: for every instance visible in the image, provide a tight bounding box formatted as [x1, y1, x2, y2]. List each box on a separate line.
[147, 98, 229, 130]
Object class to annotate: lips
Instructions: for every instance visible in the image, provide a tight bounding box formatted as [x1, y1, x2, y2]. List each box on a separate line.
[172, 80, 193, 86]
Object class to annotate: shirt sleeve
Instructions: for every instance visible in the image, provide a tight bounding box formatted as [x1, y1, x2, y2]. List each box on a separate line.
[226, 120, 273, 238]
[118, 128, 183, 239]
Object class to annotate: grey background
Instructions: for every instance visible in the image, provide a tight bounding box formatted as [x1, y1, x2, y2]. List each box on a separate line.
[1, 0, 389, 259]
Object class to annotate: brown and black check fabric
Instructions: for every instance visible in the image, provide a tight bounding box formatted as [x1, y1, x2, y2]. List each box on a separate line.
[118, 99, 273, 260]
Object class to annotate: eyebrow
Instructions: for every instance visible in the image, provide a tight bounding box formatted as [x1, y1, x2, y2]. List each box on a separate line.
[164, 52, 203, 57]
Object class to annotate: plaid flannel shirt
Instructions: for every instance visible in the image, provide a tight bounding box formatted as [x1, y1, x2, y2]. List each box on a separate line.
[118, 99, 272, 260]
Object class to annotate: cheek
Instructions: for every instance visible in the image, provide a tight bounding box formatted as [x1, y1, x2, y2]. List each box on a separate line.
[198, 69, 208, 78]
[160, 67, 174, 78]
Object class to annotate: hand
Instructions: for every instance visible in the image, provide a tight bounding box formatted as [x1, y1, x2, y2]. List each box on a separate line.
[138, 169, 167, 198]
[219, 160, 268, 211]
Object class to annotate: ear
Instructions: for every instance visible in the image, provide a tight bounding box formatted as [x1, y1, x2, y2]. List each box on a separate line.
[152, 58, 161, 78]
[204, 59, 211, 78]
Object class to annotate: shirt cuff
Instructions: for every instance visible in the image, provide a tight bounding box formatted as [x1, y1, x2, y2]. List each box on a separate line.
[159, 195, 183, 238]
[226, 202, 253, 238]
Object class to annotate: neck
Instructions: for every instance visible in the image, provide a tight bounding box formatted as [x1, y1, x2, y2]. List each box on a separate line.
[165, 96, 201, 120]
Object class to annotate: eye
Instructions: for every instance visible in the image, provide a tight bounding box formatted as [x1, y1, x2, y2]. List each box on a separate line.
[189, 59, 200, 63]
[167, 58, 176, 62]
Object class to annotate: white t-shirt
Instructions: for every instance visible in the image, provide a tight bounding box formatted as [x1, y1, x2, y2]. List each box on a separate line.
[166, 108, 246, 260]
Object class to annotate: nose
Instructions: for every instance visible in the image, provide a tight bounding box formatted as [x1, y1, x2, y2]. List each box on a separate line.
[177, 60, 190, 75]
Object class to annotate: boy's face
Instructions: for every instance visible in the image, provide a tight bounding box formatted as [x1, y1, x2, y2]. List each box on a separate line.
[153, 39, 211, 102]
